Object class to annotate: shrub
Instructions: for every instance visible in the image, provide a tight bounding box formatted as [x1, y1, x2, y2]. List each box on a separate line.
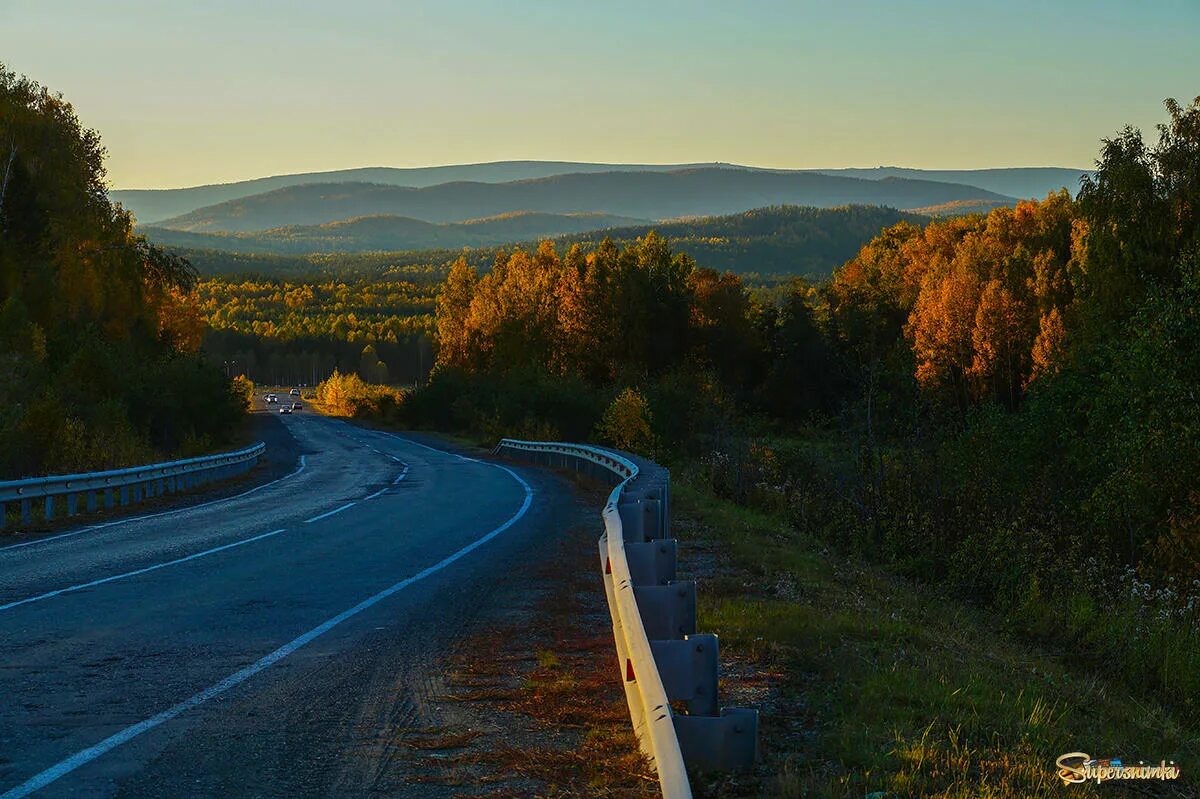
[595, 387, 656, 457]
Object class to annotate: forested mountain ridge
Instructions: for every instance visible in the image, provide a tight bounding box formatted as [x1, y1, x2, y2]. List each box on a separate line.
[112, 162, 1086, 225]
[810, 166, 1088, 199]
[162, 205, 929, 280]
[140, 211, 647, 255]
[149, 169, 1014, 233]
[111, 161, 736, 224]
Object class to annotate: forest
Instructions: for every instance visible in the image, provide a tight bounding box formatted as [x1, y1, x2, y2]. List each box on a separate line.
[165, 204, 931, 281]
[0, 65, 244, 480]
[342, 95, 1200, 725]
[198, 277, 434, 386]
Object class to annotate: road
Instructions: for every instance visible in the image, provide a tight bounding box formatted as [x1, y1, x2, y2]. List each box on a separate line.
[0, 409, 577, 798]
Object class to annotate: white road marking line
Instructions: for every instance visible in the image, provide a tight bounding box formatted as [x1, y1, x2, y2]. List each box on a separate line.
[393, 468, 409, 485]
[0, 456, 307, 554]
[0, 529, 288, 613]
[302, 502, 356, 524]
[362, 488, 388, 501]
[378, 432, 479, 463]
[0, 465, 534, 799]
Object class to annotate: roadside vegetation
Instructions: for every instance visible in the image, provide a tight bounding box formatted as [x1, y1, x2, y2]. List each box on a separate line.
[324, 94, 1200, 791]
[675, 471, 1193, 797]
[0, 65, 244, 479]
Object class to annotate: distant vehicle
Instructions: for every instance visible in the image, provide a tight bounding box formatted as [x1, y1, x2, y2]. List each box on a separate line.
[289, 388, 300, 396]
[265, 393, 278, 403]
[279, 405, 292, 414]
[291, 401, 302, 410]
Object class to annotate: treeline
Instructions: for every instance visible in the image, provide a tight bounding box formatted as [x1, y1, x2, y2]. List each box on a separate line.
[396, 96, 1200, 713]
[0, 66, 243, 479]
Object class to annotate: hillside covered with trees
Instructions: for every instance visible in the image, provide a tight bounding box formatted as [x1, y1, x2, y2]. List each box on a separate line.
[166, 204, 927, 284]
[149, 169, 1011, 233]
[363, 96, 1200, 736]
[0, 66, 244, 478]
[111, 163, 1084, 227]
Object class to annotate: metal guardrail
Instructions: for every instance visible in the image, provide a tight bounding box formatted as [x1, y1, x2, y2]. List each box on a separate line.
[494, 438, 757, 798]
[0, 442, 266, 530]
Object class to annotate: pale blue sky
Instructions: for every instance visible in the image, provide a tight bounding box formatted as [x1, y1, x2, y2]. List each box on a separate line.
[2, 0, 1196, 188]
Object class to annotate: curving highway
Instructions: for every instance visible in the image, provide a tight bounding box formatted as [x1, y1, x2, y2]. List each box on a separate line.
[0, 410, 577, 798]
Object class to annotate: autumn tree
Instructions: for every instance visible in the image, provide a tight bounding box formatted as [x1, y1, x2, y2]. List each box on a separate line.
[0, 64, 241, 477]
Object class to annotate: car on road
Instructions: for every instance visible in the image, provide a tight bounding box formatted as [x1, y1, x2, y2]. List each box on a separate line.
[289, 388, 300, 396]
[265, 393, 278, 404]
[279, 405, 292, 414]
[291, 401, 302, 410]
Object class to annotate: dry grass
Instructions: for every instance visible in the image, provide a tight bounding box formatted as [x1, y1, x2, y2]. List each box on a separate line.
[400, 511, 658, 798]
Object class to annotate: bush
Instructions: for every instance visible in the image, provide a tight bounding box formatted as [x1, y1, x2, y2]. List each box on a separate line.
[315, 369, 406, 419]
[595, 388, 656, 457]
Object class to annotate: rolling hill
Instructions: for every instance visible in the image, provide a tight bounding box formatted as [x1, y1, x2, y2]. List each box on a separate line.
[111, 161, 1088, 225]
[166, 205, 927, 281]
[141, 211, 646, 255]
[151, 168, 1012, 233]
[909, 198, 1014, 216]
[111, 161, 734, 224]
[810, 166, 1087, 200]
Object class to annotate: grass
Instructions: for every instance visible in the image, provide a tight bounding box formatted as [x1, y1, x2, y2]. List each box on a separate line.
[673, 477, 1198, 798]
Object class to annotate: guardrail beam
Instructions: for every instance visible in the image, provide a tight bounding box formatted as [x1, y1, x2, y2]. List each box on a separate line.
[494, 437, 758, 793]
[634, 580, 696, 640]
[0, 442, 264, 532]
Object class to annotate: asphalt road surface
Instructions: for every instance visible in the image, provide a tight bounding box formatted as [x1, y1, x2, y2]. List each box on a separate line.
[0, 410, 577, 798]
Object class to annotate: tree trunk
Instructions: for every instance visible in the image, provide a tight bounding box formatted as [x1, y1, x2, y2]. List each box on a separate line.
[0, 139, 17, 224]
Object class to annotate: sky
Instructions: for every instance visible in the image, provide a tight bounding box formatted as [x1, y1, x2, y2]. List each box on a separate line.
[2, 0, 1197, 189]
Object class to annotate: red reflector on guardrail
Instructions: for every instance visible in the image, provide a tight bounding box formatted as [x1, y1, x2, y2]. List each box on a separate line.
[626, 658, 636, 682]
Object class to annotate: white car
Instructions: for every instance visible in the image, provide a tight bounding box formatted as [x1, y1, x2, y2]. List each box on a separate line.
[279, 405, 292, 414]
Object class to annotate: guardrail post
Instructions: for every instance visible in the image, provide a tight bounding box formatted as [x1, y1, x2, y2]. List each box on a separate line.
[618, 499, 646, 542]
[633, 580, 696, 640]
[641, 497, 664, 540]
[650, 634, 720, 716]
[673, 708, 759, 771]
[44, 495, 54, 521]
[625, 539, 677, 586]
[20, 498, 31, 524]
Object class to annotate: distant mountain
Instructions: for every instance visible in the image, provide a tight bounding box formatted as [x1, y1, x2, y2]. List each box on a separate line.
[112, 161, 734, 224]
[173, 205, 928, 281]
[141, 211, 646, 255]
[151, 168, 1011, 233]
[811, 167, 1088, 200]
[111, 161, 1085, 224]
